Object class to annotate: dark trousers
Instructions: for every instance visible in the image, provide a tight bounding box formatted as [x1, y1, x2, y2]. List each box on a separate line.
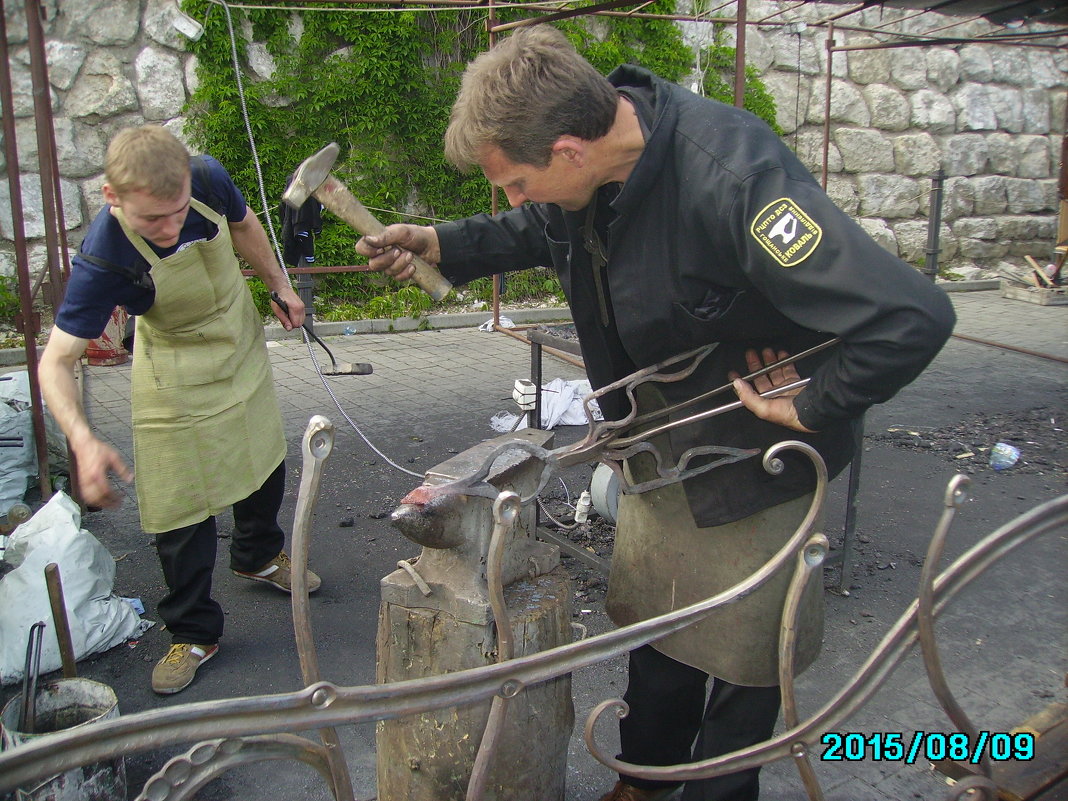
[154, 461, 286, 645]
[618, 644, 782, 801]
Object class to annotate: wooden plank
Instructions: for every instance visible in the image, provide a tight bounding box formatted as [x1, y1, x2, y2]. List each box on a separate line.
[933, 703, 1068, 801]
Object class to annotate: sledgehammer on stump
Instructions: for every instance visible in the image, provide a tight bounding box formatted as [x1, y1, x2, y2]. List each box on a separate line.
[283, 142, 453, 301]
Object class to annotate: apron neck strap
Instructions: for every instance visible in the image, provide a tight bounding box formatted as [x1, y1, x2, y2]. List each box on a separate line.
[115, 197, 223, 266]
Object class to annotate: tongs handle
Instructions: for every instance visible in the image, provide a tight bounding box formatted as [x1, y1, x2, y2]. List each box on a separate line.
[271, 291, 373, 376]
[19, 621, 46, 733]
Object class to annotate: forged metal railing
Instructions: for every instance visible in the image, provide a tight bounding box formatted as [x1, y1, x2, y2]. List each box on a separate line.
[1, 375, 1063, 800]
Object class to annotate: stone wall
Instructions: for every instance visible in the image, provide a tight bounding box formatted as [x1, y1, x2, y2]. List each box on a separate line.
[1, 0, 1065, 285]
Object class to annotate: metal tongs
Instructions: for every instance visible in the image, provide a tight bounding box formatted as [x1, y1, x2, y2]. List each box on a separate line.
[403, 337, 841, 505]
[18, 621, 46, 734]
[271, 291, 373, 376]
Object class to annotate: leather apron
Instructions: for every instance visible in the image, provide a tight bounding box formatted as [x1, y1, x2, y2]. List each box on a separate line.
[604, 386, 824, 686]
[117, 199, 286, 534]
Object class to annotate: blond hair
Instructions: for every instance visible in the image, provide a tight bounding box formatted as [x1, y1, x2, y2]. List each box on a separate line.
[105, 125, 190, 199]
[444, 26, 618, 171]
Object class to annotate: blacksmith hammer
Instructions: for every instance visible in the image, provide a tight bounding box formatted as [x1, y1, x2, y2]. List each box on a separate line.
[283, 143, 453, 301]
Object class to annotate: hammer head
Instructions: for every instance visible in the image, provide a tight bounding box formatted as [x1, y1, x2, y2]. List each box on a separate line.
[283, 142, 340, 209]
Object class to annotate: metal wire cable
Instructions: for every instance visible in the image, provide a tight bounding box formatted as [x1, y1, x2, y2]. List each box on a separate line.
[218, 0, 422, 479]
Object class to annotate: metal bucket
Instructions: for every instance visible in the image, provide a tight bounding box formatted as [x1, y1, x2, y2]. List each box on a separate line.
[0, 678, 126, 801]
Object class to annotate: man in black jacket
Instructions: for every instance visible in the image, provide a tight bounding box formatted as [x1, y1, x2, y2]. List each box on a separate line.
[357, 26, 955, 801]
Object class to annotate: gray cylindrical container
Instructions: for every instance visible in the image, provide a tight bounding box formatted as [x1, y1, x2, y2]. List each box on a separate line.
[1, 678, 126, 801]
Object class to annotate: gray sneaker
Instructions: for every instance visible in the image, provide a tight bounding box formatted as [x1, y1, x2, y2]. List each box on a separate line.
[152, 643, 218, 694]
[233, 551, 322, 594]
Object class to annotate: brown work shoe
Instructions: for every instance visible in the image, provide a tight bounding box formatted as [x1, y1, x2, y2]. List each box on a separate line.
[233, 551, 322, 594]
[597, 781, 681, 801]
[152, 643, 218, 694]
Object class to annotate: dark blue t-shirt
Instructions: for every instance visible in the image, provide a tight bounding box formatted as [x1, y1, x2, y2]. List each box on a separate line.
[56, 155, 248, 339]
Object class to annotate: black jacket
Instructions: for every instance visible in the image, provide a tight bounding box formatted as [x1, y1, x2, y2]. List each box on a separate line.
[435, 65, 955, 526]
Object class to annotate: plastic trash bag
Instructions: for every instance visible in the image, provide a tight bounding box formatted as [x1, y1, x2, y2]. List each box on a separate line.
[0, 370, 68, 516]
[0, 492, 150, 685]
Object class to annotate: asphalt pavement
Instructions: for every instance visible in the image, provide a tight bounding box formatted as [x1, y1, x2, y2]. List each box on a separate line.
[1, 288, 1065, 801]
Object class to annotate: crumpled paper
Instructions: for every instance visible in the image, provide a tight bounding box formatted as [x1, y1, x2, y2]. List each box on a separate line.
[490, 378, 603, 432]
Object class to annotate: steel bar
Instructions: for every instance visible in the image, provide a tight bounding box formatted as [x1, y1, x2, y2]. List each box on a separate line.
[289, 416, 354, 801]
[134, 735, 338, 801]
[778, 534, 830, 801]
[465, 492, 521, 801]
[916, 475, 989, 776]
[44, 563, 78, 678]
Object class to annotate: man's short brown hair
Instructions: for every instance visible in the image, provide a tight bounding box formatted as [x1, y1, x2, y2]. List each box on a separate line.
[105, 125, 190, 199]
[444, 26, 619, 171]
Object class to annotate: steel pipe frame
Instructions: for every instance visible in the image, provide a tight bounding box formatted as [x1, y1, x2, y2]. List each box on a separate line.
[0, 0, 61, 505]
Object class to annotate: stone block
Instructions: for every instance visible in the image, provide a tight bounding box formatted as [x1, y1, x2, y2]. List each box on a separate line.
[845, 36, 889, 85]
[953, 84, 998, 132]
[1005, 178, 1053, 214]
[952, 217, 997, 240]
[825, 175, 859, 216]
[44, 41, 86, 91]
[135, 47, 186, 121]
[836, 128, 894, 173]
[1021, 88, 1052, 135]
[910, 89, 955, 133]
[984, 133, 1016, 176]
[1016, 136, 1051, 179]
[791, 130, 841, 174]
[990, 47, 1032, 87]
[862, 84, 910, 132]
[957, 44, 993, 82]
[892, 133, 940, 176]
[971, 176, 1007, 215]
[956, 237, 1009, 260]
[989, 85, 1024, 134]
[63, 0, 139, 46]
[890, 48, 927, 91]
[855, 217, 898, 255]
[925, 48, 960, 92]
[942, 134, 988, 177]
[942, 177, 975, 221]
[0, 174, 82, 239]
[66, 51, 138, 119]
[857, 174, 920, 218]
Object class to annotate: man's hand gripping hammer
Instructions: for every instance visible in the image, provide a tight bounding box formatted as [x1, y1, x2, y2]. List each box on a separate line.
[283, 142, 453, 301]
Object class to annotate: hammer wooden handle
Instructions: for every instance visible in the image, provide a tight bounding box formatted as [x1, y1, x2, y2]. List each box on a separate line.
[316, 176, 453, 301]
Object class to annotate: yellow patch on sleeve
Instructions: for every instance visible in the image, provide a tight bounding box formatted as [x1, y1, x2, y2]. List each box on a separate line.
[750, 198, 822, 267]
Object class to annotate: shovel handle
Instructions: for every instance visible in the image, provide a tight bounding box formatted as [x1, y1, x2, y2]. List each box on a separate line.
[316, 176, 453, 302]
[45, 563, 77, 678]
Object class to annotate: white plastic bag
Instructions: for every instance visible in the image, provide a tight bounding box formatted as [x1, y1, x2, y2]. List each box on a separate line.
[0, 491, 148, 685]
[0, 370, 69, 515]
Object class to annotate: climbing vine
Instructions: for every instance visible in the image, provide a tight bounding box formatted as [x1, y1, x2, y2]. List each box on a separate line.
[179, 1, 776, 318]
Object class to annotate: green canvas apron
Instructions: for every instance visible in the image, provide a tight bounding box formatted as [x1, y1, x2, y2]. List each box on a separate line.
[116, 199, 286, 534]
[605, 386, 824, 686]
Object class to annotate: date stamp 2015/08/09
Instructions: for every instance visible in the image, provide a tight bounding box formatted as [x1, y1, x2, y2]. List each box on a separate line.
[820, 731, 1035, 764]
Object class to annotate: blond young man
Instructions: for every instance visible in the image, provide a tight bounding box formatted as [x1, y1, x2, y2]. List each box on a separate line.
[40, 126, 320, 695]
